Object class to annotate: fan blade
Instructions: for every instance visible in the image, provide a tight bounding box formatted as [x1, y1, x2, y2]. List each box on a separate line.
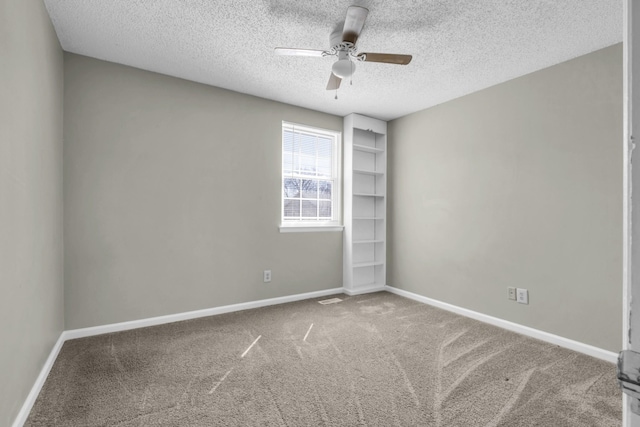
[326, 73, 342, 90]
[358, 53, 412, 65]
[274, 48, 326, 57]
[342, 6, 368, 44]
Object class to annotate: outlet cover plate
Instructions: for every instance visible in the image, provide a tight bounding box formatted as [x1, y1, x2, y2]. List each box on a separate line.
[516, 288, 528, 304]
[508, 287, 517, 301]
[263, 270, 271, 283]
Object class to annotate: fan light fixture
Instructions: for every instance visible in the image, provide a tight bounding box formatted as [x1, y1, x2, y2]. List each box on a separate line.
[274, 5, 413, 91]
[332, 58, 354, 79]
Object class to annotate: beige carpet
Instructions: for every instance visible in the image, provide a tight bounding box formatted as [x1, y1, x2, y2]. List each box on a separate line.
[26, 292, 621, 426]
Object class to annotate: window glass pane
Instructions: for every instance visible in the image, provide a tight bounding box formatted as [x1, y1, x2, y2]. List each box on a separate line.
[299, 155, 315, 175]
[283, 131, 294, 152]
[284, 178, 301, 198]
[301, 179, 317, 199]
[285, 152, 300, 175]
[319, 201, 332, 218]
[318, 181, 332, 200]
[302, 200, 317, 217]
[317, 138, 332, 158]
[293, 153, 301, 175]
[283, 151, 294, 174]
[299, 134, 316, 156]
[284, 199, 300, 218]
[317, 157, 331, 178]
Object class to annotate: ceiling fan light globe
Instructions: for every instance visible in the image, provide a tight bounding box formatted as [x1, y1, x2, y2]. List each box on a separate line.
[332, 59, 354, 79]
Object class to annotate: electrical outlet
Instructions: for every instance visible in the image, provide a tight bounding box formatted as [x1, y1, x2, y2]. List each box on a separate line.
[516, 288, 528, 304]
[508, 287, 517, 301]
[263, 270, 271, 283]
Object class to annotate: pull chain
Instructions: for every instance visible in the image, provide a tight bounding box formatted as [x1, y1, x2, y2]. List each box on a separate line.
[350, 61, 353, 85]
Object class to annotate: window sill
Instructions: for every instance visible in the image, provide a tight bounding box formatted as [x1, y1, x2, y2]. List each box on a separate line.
[279, 224, 344, 233]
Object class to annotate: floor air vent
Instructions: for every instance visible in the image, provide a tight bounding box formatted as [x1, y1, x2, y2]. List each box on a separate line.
[318, 297, 343, 305]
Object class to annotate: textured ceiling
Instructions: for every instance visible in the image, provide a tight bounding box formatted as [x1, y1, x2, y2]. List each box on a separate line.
[43, 0, 622, 121]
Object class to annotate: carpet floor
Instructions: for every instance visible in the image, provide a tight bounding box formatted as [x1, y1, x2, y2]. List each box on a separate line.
[26, 292, 621, 426]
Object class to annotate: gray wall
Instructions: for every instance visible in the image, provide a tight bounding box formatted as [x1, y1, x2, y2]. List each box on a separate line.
[64, 53, 343, 329]
[0, 0, 64, 425]
[388, 44, 623, 352]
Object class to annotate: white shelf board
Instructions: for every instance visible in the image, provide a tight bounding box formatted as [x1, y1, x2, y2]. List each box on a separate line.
[353, 144, 384, 154]
[353, 169, 384, 176]
[353, 240, 384, 244]
[343, 284, 386, 296]
[353, 261, 384, 268]
[353, 193, 385, 198]
[353, 282, 385, 289]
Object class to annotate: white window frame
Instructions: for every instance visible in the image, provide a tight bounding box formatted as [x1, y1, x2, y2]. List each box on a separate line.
[279, 121, 343, 233]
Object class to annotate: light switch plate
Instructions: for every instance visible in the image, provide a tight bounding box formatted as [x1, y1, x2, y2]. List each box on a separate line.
[508, 287, 517, 301]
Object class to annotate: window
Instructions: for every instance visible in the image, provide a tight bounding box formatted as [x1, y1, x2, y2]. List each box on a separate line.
[280, 122, 342, 232]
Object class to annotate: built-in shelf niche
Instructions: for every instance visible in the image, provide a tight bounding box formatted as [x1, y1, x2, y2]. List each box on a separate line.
[343, 114, 387, 294]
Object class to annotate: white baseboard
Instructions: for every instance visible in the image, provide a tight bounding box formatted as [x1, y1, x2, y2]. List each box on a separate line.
[64, 288, 344, 340]
[384, 285, 618, 364]
[12, 332, 66, 427]
[342, 285, 386, 296]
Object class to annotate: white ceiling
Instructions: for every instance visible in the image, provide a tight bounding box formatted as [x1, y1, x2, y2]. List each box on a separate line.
[43, 0, 622, 121]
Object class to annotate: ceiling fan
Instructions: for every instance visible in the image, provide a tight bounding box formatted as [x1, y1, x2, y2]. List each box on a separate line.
[274, 6, 413, 91]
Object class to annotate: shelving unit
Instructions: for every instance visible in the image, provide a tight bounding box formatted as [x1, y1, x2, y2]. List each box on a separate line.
[343, 113, 387, 295]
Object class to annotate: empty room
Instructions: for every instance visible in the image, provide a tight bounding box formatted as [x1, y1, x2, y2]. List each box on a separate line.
[2, 0, 635, 426]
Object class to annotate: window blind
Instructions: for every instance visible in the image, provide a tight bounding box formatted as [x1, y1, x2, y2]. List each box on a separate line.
[282, 124, 336, 222]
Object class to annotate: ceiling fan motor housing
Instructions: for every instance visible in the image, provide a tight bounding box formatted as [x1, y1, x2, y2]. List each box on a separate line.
[332, 53, 355, 79]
